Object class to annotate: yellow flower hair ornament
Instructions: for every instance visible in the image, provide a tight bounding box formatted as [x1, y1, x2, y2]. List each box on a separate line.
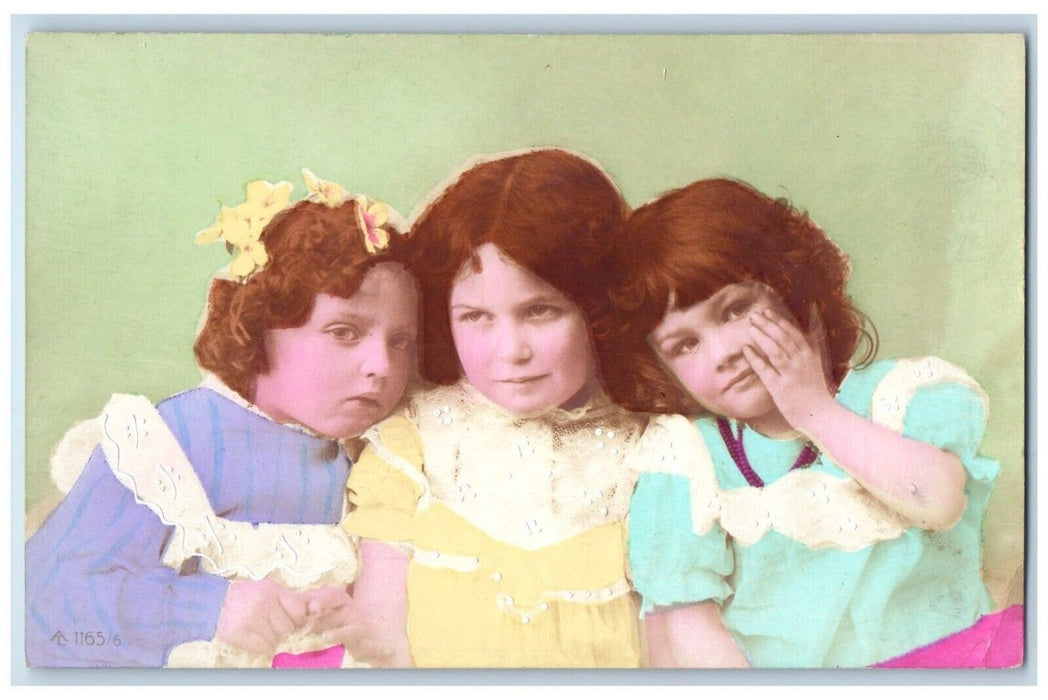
[354, 195, 395, 254]
[195, 179, 293, 282]
[301, 168, 346, 207]
[301, 168, 399, 253]
[196, 171, 403, 282]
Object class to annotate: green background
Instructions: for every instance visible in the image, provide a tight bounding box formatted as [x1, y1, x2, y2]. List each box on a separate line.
[24, 33, 1026, 608]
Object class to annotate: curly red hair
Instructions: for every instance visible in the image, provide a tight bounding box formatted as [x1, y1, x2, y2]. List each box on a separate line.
[405, 149, 629, 386]
[603, 177, 877, 414]
[193, 198, 409, 401]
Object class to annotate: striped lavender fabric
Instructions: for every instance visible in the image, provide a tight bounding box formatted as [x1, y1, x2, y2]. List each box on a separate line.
[25, 388, 351, 667]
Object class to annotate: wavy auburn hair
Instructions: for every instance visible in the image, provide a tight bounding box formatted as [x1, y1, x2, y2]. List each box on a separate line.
[406, 149, 629, 386]
[603, 177, 877, 414]
[193, 198, 408, 401]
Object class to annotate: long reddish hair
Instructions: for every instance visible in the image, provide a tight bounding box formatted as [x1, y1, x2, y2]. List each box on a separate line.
[194, 198, 409, 401]
[405, 149, 629, 386]
[604, 177, 877, 414]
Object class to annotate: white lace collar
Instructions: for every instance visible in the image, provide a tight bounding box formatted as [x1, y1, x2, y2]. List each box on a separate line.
[451, 378, 622, 425]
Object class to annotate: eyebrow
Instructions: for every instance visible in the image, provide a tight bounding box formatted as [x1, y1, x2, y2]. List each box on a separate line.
[324, 313, 418, 337]
[512, 293, 563, 309]
[450, 293, 565, 312]
[320, 312, 387, 333]
[681, 284, 752, 316]
[651, 327, 692, 349]
[323, 312, 372, 325]
[651, 285, 750, 347]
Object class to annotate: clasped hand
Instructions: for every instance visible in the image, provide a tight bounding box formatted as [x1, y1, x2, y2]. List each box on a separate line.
[216, 578, 407, 666]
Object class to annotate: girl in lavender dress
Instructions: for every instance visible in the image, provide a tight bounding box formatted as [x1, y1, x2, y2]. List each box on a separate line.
[26, 171, 419, 668]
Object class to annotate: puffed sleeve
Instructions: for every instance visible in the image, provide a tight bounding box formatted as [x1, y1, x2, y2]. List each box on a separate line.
[343, 412, 428, 544]
[871, 357, 1000, 485]
[626, 415, 734, 616]
[628, 473, 734, 615]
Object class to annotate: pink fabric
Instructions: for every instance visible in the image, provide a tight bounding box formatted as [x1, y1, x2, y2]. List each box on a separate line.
[874, 605, 1024, 668]
[271, 644, 346, 669]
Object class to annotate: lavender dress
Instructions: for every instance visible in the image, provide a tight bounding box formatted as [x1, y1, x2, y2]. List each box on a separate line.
[25, 386, 352, 667]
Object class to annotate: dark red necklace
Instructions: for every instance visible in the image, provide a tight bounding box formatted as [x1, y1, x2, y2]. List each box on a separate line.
[716, 416, 818, 488]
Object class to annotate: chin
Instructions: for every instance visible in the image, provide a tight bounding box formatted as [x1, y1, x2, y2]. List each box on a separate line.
[316, 417, 372, 441]
[710, 395, 777, 424]
[734, 403, 781, 425]
[489, 391, 558, 416]
[501, 398, 548, 415]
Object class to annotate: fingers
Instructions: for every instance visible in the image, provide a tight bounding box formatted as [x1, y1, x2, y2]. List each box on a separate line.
[276, 589, 310, 627]
[301, 586, 357, 638]
[741, 345, 778, 386]
[319, 618, 368, 646]
[304, 585, 353, 617]
[309, 604, 361, 636]
[328, 619, 408, 668]
[266, 604, 299, 640]
[749, 309, 803, 357]
[747, 320, 791, 370]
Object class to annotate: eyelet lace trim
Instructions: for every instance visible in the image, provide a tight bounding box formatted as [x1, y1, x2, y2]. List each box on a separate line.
[98, 393, 358, 588]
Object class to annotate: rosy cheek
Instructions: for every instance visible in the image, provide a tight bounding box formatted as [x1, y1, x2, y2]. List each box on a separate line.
[285, 341, 307, 363]
[453, 329, 488, 374]
[565, 321, 593, 359]
[682, 365, 708, 395]
[669, 359, 690, 384]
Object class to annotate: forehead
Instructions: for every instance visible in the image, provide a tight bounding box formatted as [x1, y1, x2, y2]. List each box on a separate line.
[655, 282, 767, 332]
[655, 296, 717, 336]
[312, 264, 418, 321]
[356, 262, 416, 299]
[451, 243, 560, 300]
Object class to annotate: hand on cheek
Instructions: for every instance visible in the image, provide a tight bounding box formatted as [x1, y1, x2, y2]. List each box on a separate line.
[742, 308, 835, 433]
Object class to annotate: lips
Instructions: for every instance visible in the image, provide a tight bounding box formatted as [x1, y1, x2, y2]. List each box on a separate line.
[345, 394, 382, 408]
[498, 374, 549, 385]
[723, 370, 756, 392]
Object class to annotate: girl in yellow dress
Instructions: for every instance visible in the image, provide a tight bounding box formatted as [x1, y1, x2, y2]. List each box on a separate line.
[339, 149, 738, 668]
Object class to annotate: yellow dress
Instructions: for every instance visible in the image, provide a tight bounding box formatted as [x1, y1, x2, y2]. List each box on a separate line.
[343, 381, 648, 668]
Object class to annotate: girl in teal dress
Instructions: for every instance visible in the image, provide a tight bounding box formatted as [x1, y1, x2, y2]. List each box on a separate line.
[603, 178, 1019, 668]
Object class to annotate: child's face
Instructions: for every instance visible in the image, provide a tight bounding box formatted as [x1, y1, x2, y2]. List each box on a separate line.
[253, 263, 418, 439]
[649, 281, 788, 424]
[449, 243, 598, 414]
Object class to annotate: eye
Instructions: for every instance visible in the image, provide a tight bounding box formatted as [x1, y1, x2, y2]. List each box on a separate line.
[666, 338, 700, 358]
[389, 334, 417, 351]
[326, 324, 360, 343]
[722, 298, 754, 322]
[456, 310, 489, 323]
[525, 304, 561, 321]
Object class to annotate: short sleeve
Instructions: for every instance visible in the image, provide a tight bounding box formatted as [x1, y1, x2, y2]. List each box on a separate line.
[857, 357, 1001, 487]
[627, 471, 734, 616]
[903, 380, 1000, 484]
[343, 412, 428, 543]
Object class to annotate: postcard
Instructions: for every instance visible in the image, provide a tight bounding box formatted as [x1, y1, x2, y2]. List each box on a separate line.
[21, 31, 1026, 670]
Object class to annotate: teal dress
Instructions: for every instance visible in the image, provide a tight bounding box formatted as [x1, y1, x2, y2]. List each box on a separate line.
[627, 357, 1000, 668]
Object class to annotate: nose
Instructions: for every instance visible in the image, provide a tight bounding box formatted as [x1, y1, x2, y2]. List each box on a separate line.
[360, 334, 392, 379]
[496, 320, 533, 364]
[709, 324, 747, 372]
